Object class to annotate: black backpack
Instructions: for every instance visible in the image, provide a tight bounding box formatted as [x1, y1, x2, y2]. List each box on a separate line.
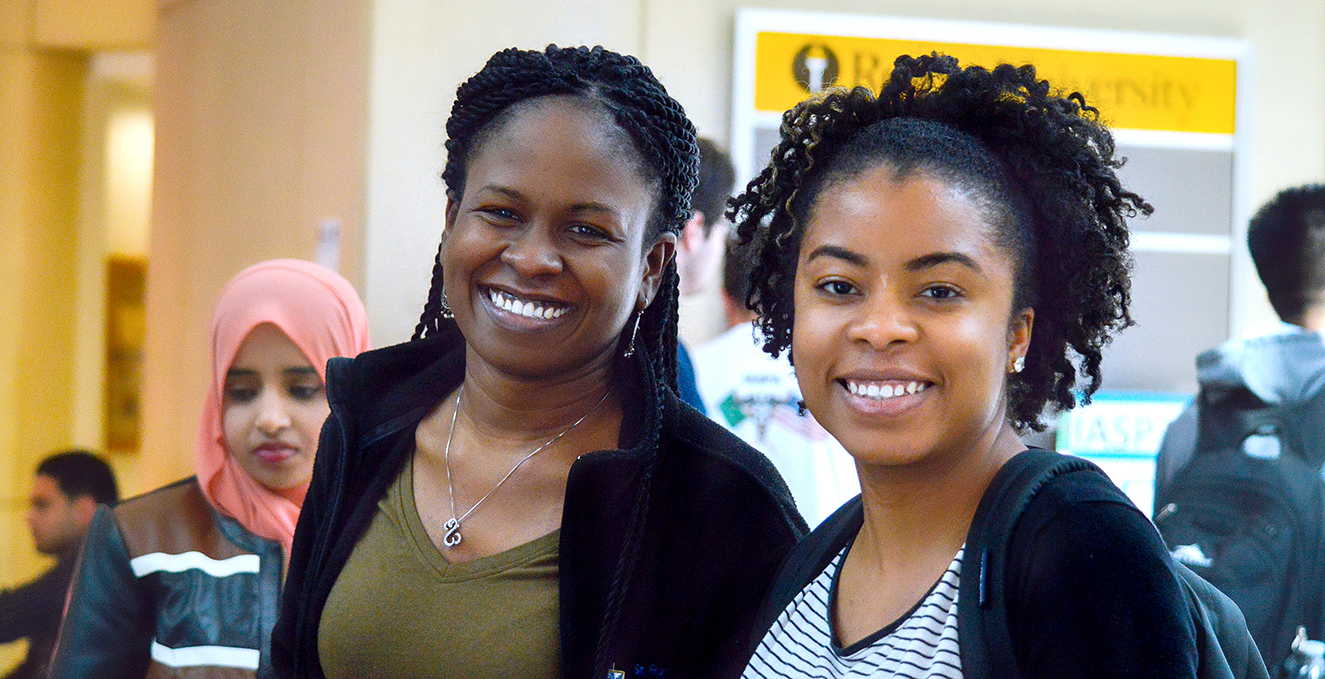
[1154, 381, 1325, 673]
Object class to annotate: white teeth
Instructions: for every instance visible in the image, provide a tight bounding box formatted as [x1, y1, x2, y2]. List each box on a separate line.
[488, 289, 569, 320]
[847, 380, 928, 400]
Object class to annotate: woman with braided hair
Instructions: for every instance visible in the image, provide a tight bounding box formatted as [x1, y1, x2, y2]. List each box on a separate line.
[733, 54, 1215, 677]
[272, 45, 805, 679]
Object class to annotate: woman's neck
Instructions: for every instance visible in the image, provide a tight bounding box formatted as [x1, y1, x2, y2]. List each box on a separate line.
[852, 421, 1026, 571]
[457, 347, 621, 445]
[833, 420, 1026, 647]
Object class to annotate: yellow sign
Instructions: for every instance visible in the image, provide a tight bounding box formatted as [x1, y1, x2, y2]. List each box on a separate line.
[755, 32, 1237, 134]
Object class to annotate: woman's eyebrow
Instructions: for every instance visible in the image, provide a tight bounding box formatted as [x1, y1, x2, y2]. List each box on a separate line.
[805, 244, 867, 267]
[568, 201, 619, 217]
[906, 251, 982, 273]
[476, 184, 523, 201]
[284, 366, 318, 378]
[478, 184, 620, 218]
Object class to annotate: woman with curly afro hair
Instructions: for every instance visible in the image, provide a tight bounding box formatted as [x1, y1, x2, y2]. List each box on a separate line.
[732, 54, 1211, 677]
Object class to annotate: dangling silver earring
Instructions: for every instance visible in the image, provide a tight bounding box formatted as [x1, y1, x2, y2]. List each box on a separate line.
[440, 291, 454, 319]
[1012, 356, 1025, 374]
[622, 311, 642, 358]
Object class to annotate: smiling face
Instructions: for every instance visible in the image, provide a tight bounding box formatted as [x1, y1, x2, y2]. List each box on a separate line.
[792, 165, 1032, 469]
[442, 95, 674, 381]
[221, 323, 329, 499]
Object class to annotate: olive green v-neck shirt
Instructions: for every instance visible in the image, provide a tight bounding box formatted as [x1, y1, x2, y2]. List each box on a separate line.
[318, 455, 561, 679]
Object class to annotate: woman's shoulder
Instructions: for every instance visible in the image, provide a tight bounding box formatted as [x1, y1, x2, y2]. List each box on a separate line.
[112, 477, 207, 526]
[666, 400, 780, 478]
[1002, 463, 1199, 676]
[325, 330, 464, 427]
[112, 478, 270, 561]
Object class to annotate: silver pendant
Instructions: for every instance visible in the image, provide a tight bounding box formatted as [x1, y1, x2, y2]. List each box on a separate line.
[443, 517, 462, 547]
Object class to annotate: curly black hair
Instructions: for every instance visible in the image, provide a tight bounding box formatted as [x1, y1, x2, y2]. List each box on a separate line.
[1246, 184, 1325, 325]
[727, 53, 1149, 431]
[413, 44, 699, 396]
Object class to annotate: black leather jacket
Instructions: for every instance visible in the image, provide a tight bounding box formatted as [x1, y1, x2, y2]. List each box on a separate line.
[49, 478, 284, 679]
[272, 324, 807, 679]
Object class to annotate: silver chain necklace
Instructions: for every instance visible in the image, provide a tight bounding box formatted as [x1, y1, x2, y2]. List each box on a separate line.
[441, 383, 609, 547]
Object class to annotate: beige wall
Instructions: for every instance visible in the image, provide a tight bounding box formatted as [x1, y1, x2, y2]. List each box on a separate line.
[138, 0, 370, 489]
[363, 0, 645, 345]
[0, 47, 85, 594]
[0, 11, 153, 678]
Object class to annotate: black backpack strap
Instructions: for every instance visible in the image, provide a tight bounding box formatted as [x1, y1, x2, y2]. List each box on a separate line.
[1173, 561, 1270, 679]
[957, 449, 1102, 679]
[960, 450, 1269, 679]
[746, 495, 864, 654]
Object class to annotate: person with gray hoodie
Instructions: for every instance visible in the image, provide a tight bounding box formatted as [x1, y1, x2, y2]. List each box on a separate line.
[1155, 184, 1325, 500]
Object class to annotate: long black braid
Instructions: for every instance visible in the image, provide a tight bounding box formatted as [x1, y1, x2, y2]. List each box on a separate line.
[413, 45, 698, 397]
[728, 53, 1149, 431]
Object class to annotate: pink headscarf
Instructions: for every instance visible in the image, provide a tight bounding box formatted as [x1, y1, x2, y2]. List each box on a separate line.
[196, 259, 370, 558]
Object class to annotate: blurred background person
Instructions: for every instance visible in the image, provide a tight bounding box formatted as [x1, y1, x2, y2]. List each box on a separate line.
[1152, 184, 1325, 669]
[1155, 184, 1325, 496]
[1, 451, 118, 679]
[692, 236, 859, 527]
[49, 259, 369, 679]
[672, 137, 739, 415]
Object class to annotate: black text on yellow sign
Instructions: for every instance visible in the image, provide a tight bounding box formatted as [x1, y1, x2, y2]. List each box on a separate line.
[756, 32, 1237, 135]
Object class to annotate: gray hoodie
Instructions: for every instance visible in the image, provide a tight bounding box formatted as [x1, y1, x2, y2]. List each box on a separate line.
[1154, 325, 1325, 512]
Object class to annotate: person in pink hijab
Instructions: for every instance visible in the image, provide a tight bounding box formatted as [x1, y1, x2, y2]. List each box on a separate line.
[50, 259, 369, 679]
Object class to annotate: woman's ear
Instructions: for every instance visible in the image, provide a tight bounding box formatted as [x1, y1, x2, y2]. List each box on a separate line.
[638, 231, 678, 309]
[1007, 307, 1034, 372]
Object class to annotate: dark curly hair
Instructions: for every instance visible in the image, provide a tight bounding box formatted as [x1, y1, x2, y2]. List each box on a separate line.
[1246, 184, 1325, 325]
[727, 53, 1149, 431]
[412, 44, 699, 397]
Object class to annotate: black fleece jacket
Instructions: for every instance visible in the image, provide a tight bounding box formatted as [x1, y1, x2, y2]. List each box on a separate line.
[271, 325, 807, 679]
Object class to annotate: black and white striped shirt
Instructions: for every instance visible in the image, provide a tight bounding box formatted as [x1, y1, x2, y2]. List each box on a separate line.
[742, 546, 963, 678]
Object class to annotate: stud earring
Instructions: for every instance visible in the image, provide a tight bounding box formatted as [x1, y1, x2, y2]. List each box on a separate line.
[1012, 356, 1025, 374]
[622, 311, 642, 358]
